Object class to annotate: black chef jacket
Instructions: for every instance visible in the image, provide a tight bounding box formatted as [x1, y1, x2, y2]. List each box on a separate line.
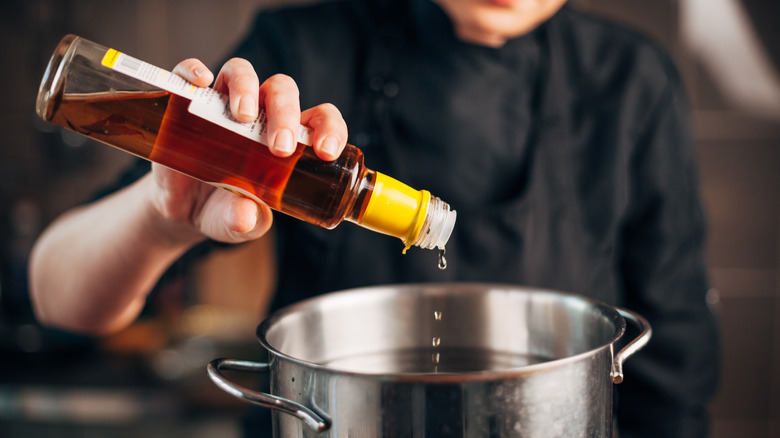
[109, 1, 719, 436]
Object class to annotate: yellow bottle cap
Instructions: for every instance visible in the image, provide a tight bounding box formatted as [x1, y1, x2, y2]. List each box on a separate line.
[359, 172, 428, 251]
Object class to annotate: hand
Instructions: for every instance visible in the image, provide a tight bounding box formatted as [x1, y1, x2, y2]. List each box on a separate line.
[146, 58, 349, 245]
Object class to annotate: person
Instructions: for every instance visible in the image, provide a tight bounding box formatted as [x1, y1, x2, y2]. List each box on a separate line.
[29, 0, 719, 436]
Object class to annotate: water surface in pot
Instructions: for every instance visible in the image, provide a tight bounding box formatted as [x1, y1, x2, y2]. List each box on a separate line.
[318, 305, 553, 374]
[320, 345, 552, 374]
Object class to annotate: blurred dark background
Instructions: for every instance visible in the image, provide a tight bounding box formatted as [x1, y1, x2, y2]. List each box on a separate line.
[1, 0, 778, 436]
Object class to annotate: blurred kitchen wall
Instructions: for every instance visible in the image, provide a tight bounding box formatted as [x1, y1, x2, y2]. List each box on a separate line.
[0, 0, 778, 437]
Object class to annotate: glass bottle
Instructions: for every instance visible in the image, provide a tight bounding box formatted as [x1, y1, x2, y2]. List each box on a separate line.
[36, 34, 456, 252]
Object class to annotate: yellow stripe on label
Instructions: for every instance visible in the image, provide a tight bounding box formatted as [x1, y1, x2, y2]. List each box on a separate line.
[360, 172, 428, 250]
[101, 48, 121, 68]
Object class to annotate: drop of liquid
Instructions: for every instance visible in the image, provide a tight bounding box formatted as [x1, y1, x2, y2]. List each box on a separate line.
[438, 248, 448, 270]
[434, 311, 442, 321]
[432, 337, 441, 347]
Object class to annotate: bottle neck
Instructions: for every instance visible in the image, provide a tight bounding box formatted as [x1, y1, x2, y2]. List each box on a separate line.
[349, 171, 456, 251]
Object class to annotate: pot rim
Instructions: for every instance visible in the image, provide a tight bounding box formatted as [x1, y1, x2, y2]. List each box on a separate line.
[255, 282, 627, 383]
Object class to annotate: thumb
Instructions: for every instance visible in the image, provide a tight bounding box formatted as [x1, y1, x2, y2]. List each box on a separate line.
[198, 190, 272, 243]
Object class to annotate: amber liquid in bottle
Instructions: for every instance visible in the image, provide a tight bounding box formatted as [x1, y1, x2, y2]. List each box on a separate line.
[48, 90, 371, 228]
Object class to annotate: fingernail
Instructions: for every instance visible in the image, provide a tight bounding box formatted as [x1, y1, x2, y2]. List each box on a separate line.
[321, 136, 340, 158]
[274, 129, 295, 154]
[192, 67, 213, 83]
[238, 96, 258, 119]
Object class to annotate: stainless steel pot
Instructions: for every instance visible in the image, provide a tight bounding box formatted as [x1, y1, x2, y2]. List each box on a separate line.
[208, 283, 651, 437]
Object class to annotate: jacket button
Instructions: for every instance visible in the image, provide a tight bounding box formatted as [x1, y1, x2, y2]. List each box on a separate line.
[369, 76, 385, 92]
[383, 81, 399, 98]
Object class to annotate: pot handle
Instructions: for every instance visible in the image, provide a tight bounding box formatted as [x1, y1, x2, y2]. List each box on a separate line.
[207, 358, 329, 432]
[611, 309, 653, 384]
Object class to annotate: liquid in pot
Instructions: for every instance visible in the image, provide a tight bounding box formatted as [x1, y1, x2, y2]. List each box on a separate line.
[319, 346, 552, 374]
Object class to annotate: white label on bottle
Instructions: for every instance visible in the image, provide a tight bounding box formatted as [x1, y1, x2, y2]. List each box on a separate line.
[104, 49, 312, 146]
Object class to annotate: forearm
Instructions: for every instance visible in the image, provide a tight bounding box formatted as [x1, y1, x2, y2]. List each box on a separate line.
[29, 174, 203, 335]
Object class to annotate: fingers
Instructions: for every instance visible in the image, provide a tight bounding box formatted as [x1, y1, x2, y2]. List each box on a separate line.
[175, 58, 260, 125]
[258, 74, 301, 156]
[189, 58, 347, 161]
[215, 62, 304, 157]
[172, 58, 214, 88]
[302, 103, 348, 161]
[214, 58, 261, 124]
